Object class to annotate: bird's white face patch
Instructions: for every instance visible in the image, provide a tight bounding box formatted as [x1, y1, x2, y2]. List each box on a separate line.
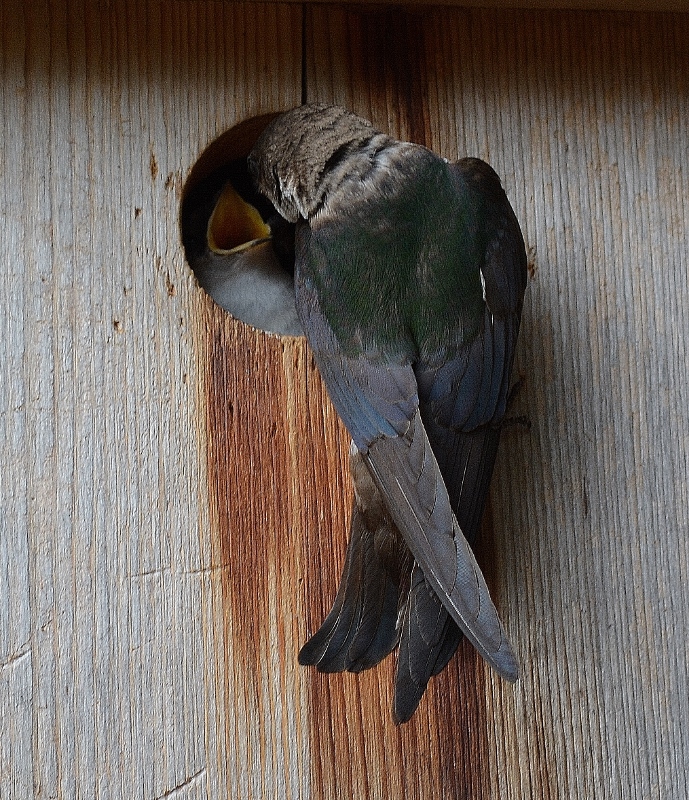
[275, 175, 304, 222]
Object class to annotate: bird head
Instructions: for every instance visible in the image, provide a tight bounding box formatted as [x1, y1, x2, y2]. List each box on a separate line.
[248, 104, 378, 223]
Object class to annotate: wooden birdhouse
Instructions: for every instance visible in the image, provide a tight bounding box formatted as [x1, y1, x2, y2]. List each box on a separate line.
[3, 1, 688, 798]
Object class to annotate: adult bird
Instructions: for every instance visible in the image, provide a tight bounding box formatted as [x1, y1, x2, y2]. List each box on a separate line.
[249, 105, 527, 722]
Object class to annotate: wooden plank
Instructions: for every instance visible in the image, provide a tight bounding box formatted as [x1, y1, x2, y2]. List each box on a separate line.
[255, 0, 689, 12]
[305, 6, 689, 799]
[3, 2, 689, 799]
[0, 1, 302, 798]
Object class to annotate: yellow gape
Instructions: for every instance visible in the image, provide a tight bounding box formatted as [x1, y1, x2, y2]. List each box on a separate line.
[207, 182, 271, 254]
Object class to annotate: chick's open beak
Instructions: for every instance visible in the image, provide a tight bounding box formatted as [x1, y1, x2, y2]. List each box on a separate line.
[207, 181, 271, 254]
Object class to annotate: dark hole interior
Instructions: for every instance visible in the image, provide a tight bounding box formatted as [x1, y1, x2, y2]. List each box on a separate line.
[180, 115, 301, 337]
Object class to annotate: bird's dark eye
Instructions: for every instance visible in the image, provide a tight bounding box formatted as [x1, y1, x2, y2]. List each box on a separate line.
[247, 154, 259, 181]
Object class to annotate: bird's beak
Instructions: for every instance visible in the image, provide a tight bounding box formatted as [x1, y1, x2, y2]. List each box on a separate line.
[207, 181, 272, 255]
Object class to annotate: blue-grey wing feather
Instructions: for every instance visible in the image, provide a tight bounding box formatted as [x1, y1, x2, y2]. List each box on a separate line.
[298, 501, 400, 672]
[394, 158, 527, 706]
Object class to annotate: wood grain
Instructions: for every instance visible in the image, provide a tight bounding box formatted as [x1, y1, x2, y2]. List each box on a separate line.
[283, 0, 689, 11]
[0, 2, 302, 798]
[2, 2, 689, 799]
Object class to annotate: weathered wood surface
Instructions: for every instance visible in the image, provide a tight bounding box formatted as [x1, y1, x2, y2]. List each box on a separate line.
[2, 2, 689, 798]
[0, 2, 303, 798]
[289, 0, 689, 10]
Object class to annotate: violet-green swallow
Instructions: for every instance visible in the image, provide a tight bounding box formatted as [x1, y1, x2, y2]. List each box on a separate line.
[249, 105, 527, 722]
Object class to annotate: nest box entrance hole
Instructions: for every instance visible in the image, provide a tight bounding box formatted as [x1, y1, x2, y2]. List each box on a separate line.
[181, 113, 302, 337]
